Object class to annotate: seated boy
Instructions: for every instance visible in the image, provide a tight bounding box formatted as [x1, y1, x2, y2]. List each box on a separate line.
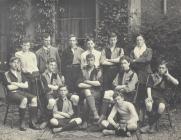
[140, 60, 179, 133]
[40, 58, 79, 128]
[50, 86, 82, 133]
[3, 57, 40, 131]
[78, 54, 102, 126]
[98, 56, 138, 123]
[101, 91, 139, 136]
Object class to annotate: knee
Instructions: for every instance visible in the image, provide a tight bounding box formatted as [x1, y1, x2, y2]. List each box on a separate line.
[101, 120, 109, 128]
[47, 98, 56, 110]
[70, 95, 79, 106]
[74, 118, 82, 125]
[158, 103, 165, 114]
[127, 123, 137, 131]
[84, 89, 91, 96]
[20, 97, 28, 108]
[31, 97, 37, 107]
[145, 102, 153, 112]
[50, 118, 59, 126]
[104, 90, 114, 100]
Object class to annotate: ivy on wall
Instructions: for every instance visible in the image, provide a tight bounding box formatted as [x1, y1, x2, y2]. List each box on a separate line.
[96, 0, 129, 50]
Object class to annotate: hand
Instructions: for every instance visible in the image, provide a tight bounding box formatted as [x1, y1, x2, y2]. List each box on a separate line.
[115, 85, 126, 90]
[145, 97, 153, 104]
[114, 123, 120, 129]
[164, 70, 169, 77]
[11, 82, 17, 85]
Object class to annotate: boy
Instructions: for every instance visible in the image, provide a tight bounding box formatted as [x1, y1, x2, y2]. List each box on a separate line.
[81, 37, 101, 68]
[61, 34, 84, 94]
[100, 32, 124, 90]
[50, 86, 82, 133]
[140, 60, 179, 133]
[101, 91, 138, 136]
[36, 33, 61, 73]
[98, 56, 138, 123]
[78, 53, 102, 123]
[3, 57, 39, 131]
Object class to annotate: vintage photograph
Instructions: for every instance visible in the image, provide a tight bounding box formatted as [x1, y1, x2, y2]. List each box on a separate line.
[0, 0, 181, 140]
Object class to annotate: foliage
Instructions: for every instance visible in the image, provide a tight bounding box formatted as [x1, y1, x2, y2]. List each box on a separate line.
[8, 0, 29, 53]
[96, 0, 129, 50]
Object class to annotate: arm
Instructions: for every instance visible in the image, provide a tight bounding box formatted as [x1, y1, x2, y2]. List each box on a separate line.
[11, 81, 28, 89]
[56, 49, 61, 74]
[84, 80, 101, 87]
[165, 72, 179, 86]
[100, 50, 114, 66]
[134, 48, 152, 63]
[108, 105, 119, 129]
[78, 83, 92, 88]
[107, 48, 124, 63]
[7, 85, 19, 90]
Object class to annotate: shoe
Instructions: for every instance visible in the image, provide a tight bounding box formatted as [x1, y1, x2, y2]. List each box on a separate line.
[79, 122, 88, 130]
[52, 127, 63, 134]
[140, 125, 150, 133]
[40, 121, 48, 130]
[148, 125, 156, 134]
[102, 129, 115, 135]
[126, 131, 131, 137]
[29, 122, 41, 130]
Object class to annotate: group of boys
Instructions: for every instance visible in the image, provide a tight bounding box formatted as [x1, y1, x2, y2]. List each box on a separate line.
[2, 32, 179, 137]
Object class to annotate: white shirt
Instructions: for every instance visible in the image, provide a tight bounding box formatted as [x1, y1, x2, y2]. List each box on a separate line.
[81, 49, 101, 68]
[15, 51, 39, 73]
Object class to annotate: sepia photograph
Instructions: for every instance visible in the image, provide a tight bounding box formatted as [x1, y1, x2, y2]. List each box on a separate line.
[0, 0, 181, 140]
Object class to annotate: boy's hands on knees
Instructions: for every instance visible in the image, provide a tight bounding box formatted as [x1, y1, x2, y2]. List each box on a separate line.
[145, 97, 153, 112]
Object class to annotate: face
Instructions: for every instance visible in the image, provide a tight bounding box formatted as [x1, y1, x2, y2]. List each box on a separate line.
[47, 62, 57, 73]
[114, 95, 124, 105]
[121, 59, 130, 71]
[58, 87, 68, 98]
[87, 40, 95, 51]
[22, 42, 30, 52]
[109, 37, 117, 47]
[43, 36, 51, 47]
[136, 36, 145, 47]
[69, 37, 77, 47]
[87, 57, 95, 67]
[10, 59, 20, 71]
[158, 64, 167, 75]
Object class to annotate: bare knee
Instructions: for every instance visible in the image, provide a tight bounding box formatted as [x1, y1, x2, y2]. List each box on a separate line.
[127, 123, 137, 131]
[50, 118, 59, 126]
[145, 101, 153, 112]
[101, 120, 109, 128]
[70, 95, 79, 106]
[19, 97, 28, 108]
[84, 89, 92, 97]
[104, 90, 114, 101]
[30, 97, 37, 107]
[47, 98, 56, 110]
[158, 103, 165, 114]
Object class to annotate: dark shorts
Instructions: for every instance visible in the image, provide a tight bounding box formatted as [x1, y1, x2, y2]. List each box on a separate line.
[102, 65, 119, 90]
[152, 97, 166, 112]
[7, 90, 35, 104]
[57, 118, 71, 127]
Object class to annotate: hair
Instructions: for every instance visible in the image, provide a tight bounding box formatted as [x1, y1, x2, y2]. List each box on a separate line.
[136, 34, 145, 41]
[69, 34, 77, 40]
[109, 32, 117, 39]
[42, 33, 50, 39]
[86, 36, 94, 43]
[58, 85, 68, 90]
[113, 90, 124, 99]
[86, 53, 95, 61]
[158, 60, 168, 68]
[47, 58, 56, 64]
[9, 57, 20, 64]
[21, 38, 30, 44]
[120, 55, 131, 63]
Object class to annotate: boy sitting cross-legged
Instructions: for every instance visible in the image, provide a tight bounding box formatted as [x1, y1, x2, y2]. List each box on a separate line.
[101, 91, 139, 137]
[50, 85, 82, 133]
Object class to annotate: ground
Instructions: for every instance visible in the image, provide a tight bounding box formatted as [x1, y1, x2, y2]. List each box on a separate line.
[0, 104, 181, 140]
